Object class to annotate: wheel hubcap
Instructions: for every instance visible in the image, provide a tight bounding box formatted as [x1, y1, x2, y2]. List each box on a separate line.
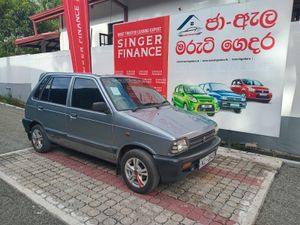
[32, 129, 43, 150]
[125, 158, 148, 189]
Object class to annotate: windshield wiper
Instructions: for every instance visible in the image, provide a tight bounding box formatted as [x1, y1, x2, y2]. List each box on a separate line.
[131, 103, 157, 112]
[132, 101, 169, 112]
[157, 100, 170, 108]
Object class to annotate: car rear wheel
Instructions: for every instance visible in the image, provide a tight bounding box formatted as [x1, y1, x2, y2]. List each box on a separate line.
[207, 113, 215, 116]
[31, 124, 51, 153]
[121, 149, 159, 194]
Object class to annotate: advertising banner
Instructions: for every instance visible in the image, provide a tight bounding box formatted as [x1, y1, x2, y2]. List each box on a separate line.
[114, 16, 169, 97]
[64, 0, 91, 73]
[168, 0, 293, 137]
[113, 0, 293, 137]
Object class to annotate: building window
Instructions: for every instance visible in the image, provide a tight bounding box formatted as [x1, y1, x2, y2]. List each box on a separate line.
[293, 0, 300, 21]
[99, 21, 123, 46]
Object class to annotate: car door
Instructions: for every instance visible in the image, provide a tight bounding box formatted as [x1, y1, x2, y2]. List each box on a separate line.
[66, 77, 114, 162]
[35, 76, 71, 144]
[232, 80, 242, 94]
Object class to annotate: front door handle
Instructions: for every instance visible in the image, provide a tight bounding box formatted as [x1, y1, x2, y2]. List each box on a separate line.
[37, 106, 43, 111]
[69, 113, 77, 119]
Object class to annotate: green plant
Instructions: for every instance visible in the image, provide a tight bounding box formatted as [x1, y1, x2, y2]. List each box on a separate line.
[0, 94, 25, 108]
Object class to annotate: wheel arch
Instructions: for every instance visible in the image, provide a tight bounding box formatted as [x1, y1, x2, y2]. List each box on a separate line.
[27, 121, 42, 140]
[116, 143, 156, 173]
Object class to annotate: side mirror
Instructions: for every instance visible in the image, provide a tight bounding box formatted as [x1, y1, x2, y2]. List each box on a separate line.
[92, 102, 110, 114]
[206, 88, 210, 92]
[181, 92, 185, 96]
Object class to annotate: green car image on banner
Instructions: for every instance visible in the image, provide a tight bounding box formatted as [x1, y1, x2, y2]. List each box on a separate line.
[172, 84, 219, 116]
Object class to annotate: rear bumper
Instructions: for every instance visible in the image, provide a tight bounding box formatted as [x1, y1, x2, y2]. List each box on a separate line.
[22, 118, 31, 133]
[153, 136, 221, 183]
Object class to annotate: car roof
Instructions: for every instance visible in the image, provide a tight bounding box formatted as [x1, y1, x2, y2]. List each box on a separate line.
[39, 72, 135, 80]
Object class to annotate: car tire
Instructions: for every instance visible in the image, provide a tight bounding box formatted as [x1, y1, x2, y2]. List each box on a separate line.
[234, 108, 241, 113]
[262, 100, 270, 103]
[207, 113, 215, 116]
[121, 149, 159, 194]
[31, 124, 51, 153]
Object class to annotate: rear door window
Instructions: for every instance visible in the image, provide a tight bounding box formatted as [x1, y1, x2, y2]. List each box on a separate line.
[48, 77, 71, 105]
[39, 77, 71, 105]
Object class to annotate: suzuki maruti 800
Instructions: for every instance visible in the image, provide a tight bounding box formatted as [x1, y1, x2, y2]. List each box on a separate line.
[23, 73, 221, 193]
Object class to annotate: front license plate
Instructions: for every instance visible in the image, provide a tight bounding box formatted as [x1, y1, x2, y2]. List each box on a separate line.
[230, 103, 240, 107]
[201, 104, 212, 108]
[199, 151, 216, 169]
[260, 93, 267, 96]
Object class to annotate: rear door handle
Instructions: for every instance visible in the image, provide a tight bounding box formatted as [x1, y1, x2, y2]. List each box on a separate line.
[37, 106, 43, 111]
[69, 113, 77, 119]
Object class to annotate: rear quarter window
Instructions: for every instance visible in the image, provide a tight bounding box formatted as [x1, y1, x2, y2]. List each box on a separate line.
[33, 76, 50, 99]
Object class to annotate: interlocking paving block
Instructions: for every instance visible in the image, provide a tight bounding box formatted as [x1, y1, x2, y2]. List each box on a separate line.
[0, 147, 281, 225]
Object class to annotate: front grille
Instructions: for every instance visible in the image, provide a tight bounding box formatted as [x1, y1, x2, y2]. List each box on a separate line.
[189, 129, 215, 149]
[197, 104, 215, 112]
[227, 97, 241, 102]
[255, 90, 269, 94]
[256, 95, 269, 99]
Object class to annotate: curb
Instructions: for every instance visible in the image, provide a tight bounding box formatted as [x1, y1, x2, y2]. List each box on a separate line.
[0, 102, 25, 111]
[217, 147, 283, 171]
[239, 170, 276, 225]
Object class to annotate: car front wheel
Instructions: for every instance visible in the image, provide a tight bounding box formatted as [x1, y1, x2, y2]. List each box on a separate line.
[121, 149, 159, 194]
[31, 124, 51, 153]
[234, 108, 241, 113]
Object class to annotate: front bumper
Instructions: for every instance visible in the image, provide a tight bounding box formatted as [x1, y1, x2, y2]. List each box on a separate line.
[153, 136, 221, 183]
[219, 100, 247, 109]
[189, 102, 219, 113]
[247, 92, 272, 101]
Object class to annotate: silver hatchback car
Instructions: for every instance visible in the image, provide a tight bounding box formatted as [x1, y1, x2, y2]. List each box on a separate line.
[23, 72, 221, 193]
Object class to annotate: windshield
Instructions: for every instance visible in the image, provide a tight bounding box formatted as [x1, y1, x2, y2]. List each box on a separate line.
[242, 79, 263, 86]
[101, 77, 168, 111]
[210, 83, 232, 92]
[184, 86, 205, 94]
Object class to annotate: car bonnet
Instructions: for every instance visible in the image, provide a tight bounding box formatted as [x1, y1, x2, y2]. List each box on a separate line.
[127, 106, 216, 140]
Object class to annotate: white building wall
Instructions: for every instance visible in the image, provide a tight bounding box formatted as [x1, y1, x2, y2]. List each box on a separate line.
[0, 46, 114, 92]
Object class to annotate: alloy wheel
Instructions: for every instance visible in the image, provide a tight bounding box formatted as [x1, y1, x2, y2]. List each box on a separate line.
[124, 157, 149, 188]
[32, 129, 43, 150]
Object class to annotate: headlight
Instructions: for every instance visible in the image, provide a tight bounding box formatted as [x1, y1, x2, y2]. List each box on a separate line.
[171, 138, 188, 154]
[248, 87, 255, 92]
[189, 96, 198, 103]
[220, 96, 228, 100]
